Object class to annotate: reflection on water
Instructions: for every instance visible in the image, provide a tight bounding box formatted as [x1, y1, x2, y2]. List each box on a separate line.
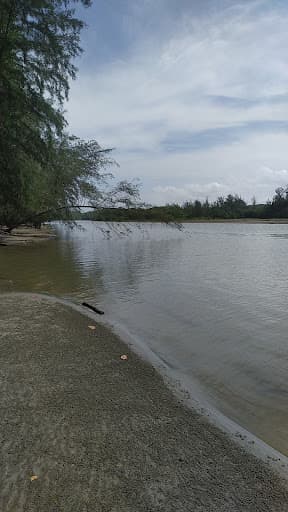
[1, 221, 288, 455]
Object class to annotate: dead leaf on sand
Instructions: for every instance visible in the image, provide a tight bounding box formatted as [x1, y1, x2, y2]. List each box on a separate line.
[30, 475, 38, 482]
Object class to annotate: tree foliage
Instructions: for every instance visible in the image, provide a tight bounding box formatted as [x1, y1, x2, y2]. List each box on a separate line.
[264, 187, 288, 218]
[79, 192, 280, 222]
[0, 0, 139, 231]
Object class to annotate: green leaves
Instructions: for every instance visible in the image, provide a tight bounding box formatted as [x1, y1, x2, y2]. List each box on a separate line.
[0, 1, 141, 230]
[0, 1, 87, 228]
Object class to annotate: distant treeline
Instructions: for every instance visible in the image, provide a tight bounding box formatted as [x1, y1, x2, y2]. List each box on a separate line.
[78, 186, 288, 222]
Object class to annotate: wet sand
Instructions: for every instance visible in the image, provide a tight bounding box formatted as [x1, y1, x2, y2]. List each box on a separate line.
[0, 294, 288, 511]
[0, 226, 55, 246]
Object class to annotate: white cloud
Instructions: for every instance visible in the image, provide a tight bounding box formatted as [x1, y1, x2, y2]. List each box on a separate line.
[153, 182, 229, 204]
[262, 166, 288, 178]
[126, 132, 288, 204]
[67, 0, 288, 203]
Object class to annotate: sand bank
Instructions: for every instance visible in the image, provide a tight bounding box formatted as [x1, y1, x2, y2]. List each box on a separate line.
[0, 293, 287, 511]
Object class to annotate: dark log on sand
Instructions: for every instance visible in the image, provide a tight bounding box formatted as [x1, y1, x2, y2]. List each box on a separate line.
[82, 302, 104, 315]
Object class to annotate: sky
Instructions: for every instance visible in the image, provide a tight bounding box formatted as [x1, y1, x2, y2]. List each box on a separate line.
[66, 0, 288, 205]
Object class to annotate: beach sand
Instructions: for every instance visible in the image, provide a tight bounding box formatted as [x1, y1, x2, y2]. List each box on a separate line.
[0, 226, 55, 246]
[0, 294, 288, 511]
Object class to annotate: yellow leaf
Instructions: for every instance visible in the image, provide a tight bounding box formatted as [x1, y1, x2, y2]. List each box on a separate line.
[30, 475, 38, 482]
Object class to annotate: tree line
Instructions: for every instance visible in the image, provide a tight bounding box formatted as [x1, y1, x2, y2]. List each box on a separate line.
[78, 187, 288, 222]
[0, 0, 139, 233]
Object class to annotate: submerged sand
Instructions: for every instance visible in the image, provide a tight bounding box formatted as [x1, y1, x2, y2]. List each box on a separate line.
[0, 294, 288, 511]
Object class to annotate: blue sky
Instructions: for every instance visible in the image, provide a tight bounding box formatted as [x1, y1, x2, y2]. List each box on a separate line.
[67, 0, 288, 204]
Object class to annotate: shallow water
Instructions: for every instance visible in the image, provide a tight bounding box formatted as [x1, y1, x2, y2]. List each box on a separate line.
[1, 221, 288, 455]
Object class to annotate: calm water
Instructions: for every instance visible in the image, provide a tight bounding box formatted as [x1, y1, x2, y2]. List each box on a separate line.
[1, 221, 288, 455]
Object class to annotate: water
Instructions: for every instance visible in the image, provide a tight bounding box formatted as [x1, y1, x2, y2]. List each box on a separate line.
[1, 221, 288, 455]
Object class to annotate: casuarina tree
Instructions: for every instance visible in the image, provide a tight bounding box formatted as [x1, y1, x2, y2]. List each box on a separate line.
[0, 0, 139, 231]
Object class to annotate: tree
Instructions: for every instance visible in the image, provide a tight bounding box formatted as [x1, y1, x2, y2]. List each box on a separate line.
[263, 186, 288, 218]
[194, 200, 203, 217]
[0, 0, 88, 228]
[26, 136, 141, 224]
[0, 0, 140, 231]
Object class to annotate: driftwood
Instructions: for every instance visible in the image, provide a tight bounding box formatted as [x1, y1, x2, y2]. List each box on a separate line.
[82, 302, 104, 315]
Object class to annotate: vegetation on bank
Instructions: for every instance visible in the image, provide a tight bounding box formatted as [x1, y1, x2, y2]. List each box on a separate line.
[76, 187, 288, 222]
[0, 0, 139, 234]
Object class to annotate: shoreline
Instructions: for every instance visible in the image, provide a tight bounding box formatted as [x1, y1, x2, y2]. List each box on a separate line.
[100, 314, 288, 476]
[178, 218, 288, 224]
[0, 225, 56, 246]
[78, 218, 288, 224]
[1, 292, 288, 509]
[2, 291, 288, 480]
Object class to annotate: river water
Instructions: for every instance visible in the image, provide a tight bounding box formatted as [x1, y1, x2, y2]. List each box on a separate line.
[1, 221, 288, 455]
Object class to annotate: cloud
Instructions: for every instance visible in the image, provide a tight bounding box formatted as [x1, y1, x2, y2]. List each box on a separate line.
[161, 121, 288, 153]
[67, 0, 288, 204]
[129, 132, 288, 204]
[153, 182, 229, 204]
[262, 166, 288, 179]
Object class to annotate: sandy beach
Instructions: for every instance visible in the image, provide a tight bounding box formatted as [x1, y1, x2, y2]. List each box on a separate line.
[0, 226, 55, 246]
[0, 293, 288, 511]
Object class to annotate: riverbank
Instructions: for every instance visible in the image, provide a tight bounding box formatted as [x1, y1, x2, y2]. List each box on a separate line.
[76, 217, 288, 225]
[180, 218, 288, 223]
[0, 294, 288, 511]
[0, 225, 55, 246]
